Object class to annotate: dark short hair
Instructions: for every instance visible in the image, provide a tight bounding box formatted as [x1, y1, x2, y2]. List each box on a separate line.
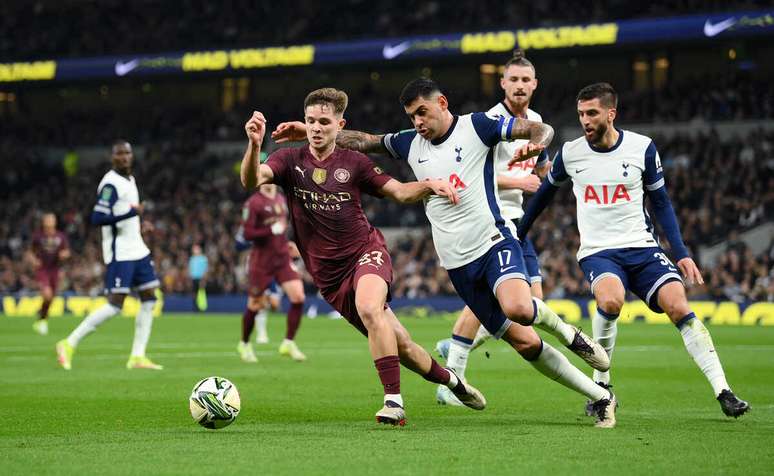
[576, 82, 618, 108]
[399, 78, 442, 107]
[112, 138, 130, 147]
[304, 87, 348, 116]
[504, 49, 535, 73]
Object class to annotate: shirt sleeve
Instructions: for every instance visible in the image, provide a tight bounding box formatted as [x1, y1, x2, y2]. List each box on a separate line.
[470, 112, 505, 147]
[381, 129, 416, 160]
[90, 183, 137, 225]
[265, 148, 292, 187]
[357, 154, 393, 196]
[546, 148, 570, 185]
[643, 141, 664, 191]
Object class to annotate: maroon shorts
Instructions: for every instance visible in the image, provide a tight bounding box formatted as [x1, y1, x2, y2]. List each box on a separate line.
[36, 268, 60, 292]
[247, 251, 299, 297]
[321, 246, 393, 336]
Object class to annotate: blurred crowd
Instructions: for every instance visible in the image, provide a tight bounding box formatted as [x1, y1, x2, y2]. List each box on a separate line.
[2, 0, 770, 61]
[1, 126, 771, 302]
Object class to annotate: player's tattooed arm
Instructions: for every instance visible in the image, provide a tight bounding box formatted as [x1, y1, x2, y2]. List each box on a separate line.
[335, 130, 389, 154]
[508, 119, 555, 165]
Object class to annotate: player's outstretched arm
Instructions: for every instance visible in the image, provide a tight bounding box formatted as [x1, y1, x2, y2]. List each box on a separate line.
[241, 111, 274, 190]
[380, 178, 459, 205]
[518, 180, 561, 240]
[508, 119, 554, 164]
[645, 187, 703, 284]
[336, 130, 389, 154]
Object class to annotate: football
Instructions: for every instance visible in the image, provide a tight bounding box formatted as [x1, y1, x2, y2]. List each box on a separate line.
[188, 376, 241, 429]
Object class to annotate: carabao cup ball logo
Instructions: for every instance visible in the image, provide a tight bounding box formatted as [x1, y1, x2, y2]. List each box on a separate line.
[334, 168, 351, 183]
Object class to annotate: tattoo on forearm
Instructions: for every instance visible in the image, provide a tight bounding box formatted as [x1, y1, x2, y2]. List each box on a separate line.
[336, 130, 388, 154]
[512, 119, 554, 147]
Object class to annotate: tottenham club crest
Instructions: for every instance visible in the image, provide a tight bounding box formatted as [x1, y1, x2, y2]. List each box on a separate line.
[334, 168, 351, 183]
[312, 168, 327, 185]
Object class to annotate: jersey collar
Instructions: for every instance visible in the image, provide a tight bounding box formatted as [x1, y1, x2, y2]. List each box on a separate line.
[500, 101, 527, 119]
[431, 115, 458, 146]
[587, 128, 624, 153]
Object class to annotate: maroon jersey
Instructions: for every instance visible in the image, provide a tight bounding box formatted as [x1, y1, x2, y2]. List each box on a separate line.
[266, 145, 392, 292]
[31, 231, 68, 270]
[242, 189, 290, 251]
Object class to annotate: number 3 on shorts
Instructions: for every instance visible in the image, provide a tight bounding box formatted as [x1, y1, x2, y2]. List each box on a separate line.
[653, 252, 677, 272]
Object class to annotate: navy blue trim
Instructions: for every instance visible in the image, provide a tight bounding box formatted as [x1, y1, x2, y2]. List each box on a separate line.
[527, 298, 538, 325]
[386, 129, 417, 160]
[587, 128, 624, 153]
[646, 186, 690, 261]
[483, 148, 514, 240]
[596, 307, 619, 321]
[642, 201, 659, 244]
[675, 312, 696, 329]
[471, 112, 501, 147]
[518, 179, 559, 240]
[431, 115, 458, 145]
[451, 334, 474, 346]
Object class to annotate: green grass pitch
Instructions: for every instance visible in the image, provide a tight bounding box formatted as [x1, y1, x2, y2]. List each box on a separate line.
[1, 313, 773, 475]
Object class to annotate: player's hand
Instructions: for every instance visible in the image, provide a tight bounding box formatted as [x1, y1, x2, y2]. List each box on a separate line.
[677, 257, 704, 286]
[515, 174, 541, 194]
[508, 143, 546, 165]
[288, 241, 300, 258]
[426, 179, 459, 205]
[131, 203, 144, 215]
[271, 121, 307, 143]
[245, 111, 267, 145]
[270, 221, 285, 236]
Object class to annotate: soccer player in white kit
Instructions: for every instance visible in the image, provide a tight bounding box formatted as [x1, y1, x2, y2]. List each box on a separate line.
[274, 79, 619, 427]
[56, 140, 163, 371]
[519, 83, 749, 418]
[433, 51, 553, 406]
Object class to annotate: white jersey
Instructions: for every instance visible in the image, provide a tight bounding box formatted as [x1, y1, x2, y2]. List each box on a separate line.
[487, 103, 548, 220]
[383, 113, 520, 269]
[548, 129, 664, 260]
[93, 169, 151, 264]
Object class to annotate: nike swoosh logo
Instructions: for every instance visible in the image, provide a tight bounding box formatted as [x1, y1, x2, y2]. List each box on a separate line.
[575, 168, 587, 173]
[115, 59, 140, 76]
[703, 18, 736, 37]
[417, 158, 429, 163]
[383, 41, 412, 60]
[500, 266, 516, 273]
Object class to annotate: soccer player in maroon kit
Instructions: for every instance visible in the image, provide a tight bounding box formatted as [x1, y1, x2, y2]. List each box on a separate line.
[238, 183, 307, 363]
[240, 87, 486, 426]
[30, 213, 70, 335]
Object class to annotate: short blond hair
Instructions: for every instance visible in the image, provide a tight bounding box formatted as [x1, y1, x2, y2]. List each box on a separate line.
[303, 87, 348, 116]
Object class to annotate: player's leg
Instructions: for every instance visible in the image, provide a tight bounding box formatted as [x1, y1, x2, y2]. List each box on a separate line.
[502, 323, 616, 428]
[33, 278, 54, 335]
[56, 263, 128, 369]
[655, 281, 749, 417]
[238, 294, 262, 362]
[589, 276, 625, 386]
[435, 306, 480, 406]
[126, 256, 163, 369]
[126, 286, 163, 370]
[381, 306, 486, 411]
[255, 291, 270, 343]
[278, 278, 306, 361]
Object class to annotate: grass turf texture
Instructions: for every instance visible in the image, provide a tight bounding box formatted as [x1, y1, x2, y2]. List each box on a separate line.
[1, 313, 773, 475]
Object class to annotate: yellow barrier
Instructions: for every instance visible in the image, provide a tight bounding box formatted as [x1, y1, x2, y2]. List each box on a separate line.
[2, 295, 163, 318]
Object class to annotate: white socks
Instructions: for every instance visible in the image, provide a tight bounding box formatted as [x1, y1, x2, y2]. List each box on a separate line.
[67, 303, 120, 347]
[531, 298, 576, 346]
[678, 314, 730, 396]
[130, 300, 156, 357]
[471, 326, 491, 351]
[446, 336, 472, 379]
[255, 309, 268, 334]
[528, 341, 607, 401]
[592, 307, 619, 384]
[385, 393, 404, 407]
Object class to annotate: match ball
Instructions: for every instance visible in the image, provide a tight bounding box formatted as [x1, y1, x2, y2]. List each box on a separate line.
[189, 376, 241, 429]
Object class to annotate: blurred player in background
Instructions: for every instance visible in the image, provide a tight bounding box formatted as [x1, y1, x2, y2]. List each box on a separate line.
[238, 183, 307, 363]
[519, 82, 749, 418]
[432, 50, 552, 406]
[274, 80, 617, 428]
[56, 140, 163, 371]
[243, 88, 486, 426]
[29, 213, 70, 335]
[188, 243, 208, 311]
